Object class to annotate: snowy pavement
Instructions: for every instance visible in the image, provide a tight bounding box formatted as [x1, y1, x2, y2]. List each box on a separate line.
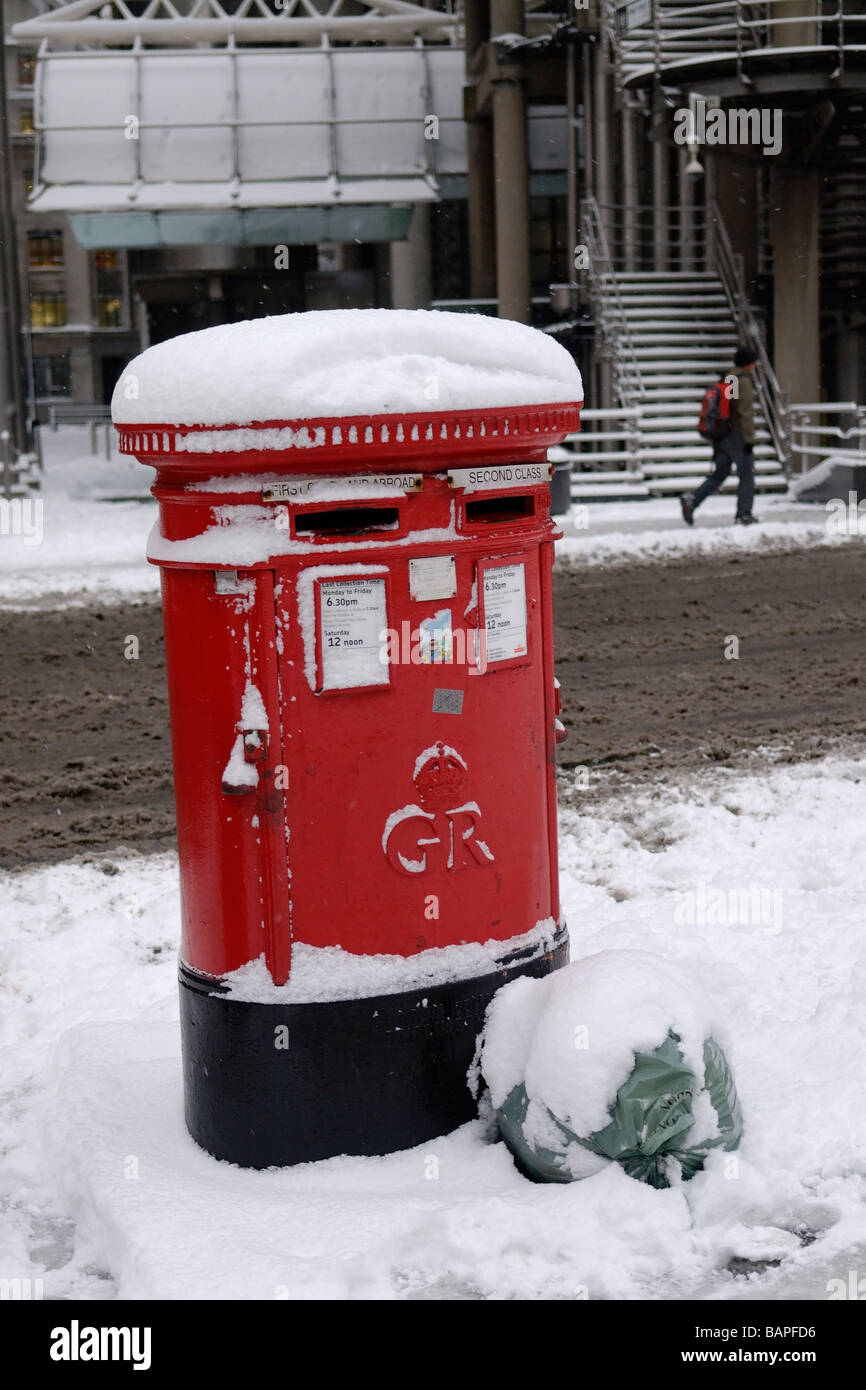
[0, 429, 863, 609]
[2, 756, 865, 1300]
[556, 494, 865, 568]
[0, 430, 157, 608]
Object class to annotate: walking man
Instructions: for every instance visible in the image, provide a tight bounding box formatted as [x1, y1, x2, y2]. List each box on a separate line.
[681, 345, 758, 526]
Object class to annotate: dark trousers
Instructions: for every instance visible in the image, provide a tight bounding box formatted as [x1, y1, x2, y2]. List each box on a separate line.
[692, 429, 755, 518]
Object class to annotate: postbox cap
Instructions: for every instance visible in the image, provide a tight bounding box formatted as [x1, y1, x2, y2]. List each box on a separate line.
[113, 309, 582, 473]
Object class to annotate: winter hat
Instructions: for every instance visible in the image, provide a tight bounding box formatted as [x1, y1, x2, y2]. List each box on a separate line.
[733, 345, 758, 367]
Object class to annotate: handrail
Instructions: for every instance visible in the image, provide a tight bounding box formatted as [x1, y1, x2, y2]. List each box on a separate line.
[590, 201, 710, 271]
[609, 0, 859, 86]
[710, 199, 790, 473]
[580, 195, 646, 407]
[576, 407, 644, 418]
[788, 402, 866, 472]
[564, 408, 644, 472]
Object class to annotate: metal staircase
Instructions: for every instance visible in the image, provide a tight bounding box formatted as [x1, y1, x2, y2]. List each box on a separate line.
[571, 197, 788, 500]
[613, 268, 786, 495]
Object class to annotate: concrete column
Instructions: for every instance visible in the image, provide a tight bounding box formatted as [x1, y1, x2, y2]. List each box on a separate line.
[769, 167, 821, 405]
[677, 143, 696, 273]
[593, 33, 612, 217]
[581, 42, 593, 203]
[63, 230, 92, 325]
[70, 344, 94, 401]
[652, 110, 670, 272]
[598, 356, 613, 413]
[207, 274, 230, 327]
[492, 74, 531, 322]
[704, 149, 718, 207]
[463, 0, 486, 60]
[772, 0, 817, 49]
[566, 40, 578, 294]
[389, 203, 432, 309]
[835, 323, 866, 409]
[621, 106, 638, 271]
[714, 154, 760, 291]
[135, 293, 150, 352]
[467, 116, 496, 301]
[490, 0, 530, 323]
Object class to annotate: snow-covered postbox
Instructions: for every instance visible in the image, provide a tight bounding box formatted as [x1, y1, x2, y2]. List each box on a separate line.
[114, 310, 582, 1168]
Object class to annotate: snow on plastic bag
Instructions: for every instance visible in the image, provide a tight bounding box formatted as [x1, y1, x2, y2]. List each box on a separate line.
[477, 950, 743, 1189]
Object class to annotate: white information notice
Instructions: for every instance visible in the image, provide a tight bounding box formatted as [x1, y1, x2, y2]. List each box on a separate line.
[318, 578, 388, 690]
[482, 563, 528, 664]
[409, 554, 457, 602]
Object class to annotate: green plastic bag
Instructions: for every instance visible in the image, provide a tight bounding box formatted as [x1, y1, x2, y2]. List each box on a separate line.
[496, 1032, 743, 1189]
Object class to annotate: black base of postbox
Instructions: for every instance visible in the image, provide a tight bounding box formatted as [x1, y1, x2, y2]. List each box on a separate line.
[179, 925, 568, 1169]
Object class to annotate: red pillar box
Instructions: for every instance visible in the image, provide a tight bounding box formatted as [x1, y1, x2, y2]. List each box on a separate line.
[114, 310, 582, 1167]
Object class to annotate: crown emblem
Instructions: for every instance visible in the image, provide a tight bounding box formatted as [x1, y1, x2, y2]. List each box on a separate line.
[413, 742, 468, 807]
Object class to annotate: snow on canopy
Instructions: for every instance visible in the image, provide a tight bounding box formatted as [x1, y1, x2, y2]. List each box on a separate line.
[112, 309, 583, 427]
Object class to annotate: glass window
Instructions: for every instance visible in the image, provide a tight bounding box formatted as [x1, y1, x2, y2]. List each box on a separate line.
[30, 294, 67, 329]
[530, 196, 568, 296]
[23, 169, 34, 199]
[95, 296, 123, 328]
[93, 249, 126, 328]
[17, 54, 36, 88]
[28, 231, 64, 268]
[33, 355, 71, 396]
[430, 200, 469, 303]
[19, 107, 35, 136]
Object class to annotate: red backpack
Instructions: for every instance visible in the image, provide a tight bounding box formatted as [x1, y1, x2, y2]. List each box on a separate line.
[698, 378, 733, 442]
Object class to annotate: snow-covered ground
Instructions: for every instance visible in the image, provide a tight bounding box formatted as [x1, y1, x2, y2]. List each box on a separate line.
[557, 495, 866, 568]
[0, 428, 863, 608]
[0, 430, 157, 608]
[2, 757, 865, 1300]
[2, 428, 863, 1300]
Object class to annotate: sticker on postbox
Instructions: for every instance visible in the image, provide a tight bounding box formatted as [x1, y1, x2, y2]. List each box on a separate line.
[418, 609, 453, 663]
[316, 576, 389, 692]
[480, 561, 528, 665]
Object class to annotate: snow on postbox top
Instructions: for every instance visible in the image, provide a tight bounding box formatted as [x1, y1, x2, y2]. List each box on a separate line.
[113, 308, 583, 476]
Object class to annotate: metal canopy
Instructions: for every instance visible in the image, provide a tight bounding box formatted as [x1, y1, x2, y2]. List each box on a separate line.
[14, 0, 567, 238]
[66, 203, 416, 246]
[26, 41, 468, 215]
[12, 0, 457, 44]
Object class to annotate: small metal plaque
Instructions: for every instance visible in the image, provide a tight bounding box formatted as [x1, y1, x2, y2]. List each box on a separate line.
[409, 554, 457, 602]
[432, 688, 464, 714]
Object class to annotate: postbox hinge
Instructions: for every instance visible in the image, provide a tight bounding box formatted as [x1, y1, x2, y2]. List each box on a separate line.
[243, 729, 268, 762]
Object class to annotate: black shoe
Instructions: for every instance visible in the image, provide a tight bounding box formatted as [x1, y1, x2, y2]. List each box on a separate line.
[735, 514, 758, 526]
[680, 492, 695, 526]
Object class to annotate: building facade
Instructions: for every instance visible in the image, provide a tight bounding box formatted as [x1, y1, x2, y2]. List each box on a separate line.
[4, 0, 863, 476]
[4, 0, 575, 417]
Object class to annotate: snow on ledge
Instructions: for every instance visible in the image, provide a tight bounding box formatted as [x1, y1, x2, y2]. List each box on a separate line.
[216, 918, 559, 1004]
[111, 309, 583, 428]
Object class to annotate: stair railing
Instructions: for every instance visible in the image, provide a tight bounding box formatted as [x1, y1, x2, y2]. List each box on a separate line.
[607, 0, 858, 86]
[580, 195, 645, 409]
[565, 407, 644, 475]
[710, 199, 791, 474]
[788, 402, 866, 474]
[593, 201, 710, 273]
